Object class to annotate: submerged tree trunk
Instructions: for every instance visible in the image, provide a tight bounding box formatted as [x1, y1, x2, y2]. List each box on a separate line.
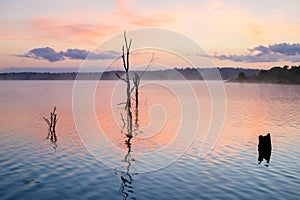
[258, 133, 272, 166]
[133, 73, 140, 111]
[115, 31, 133, 138]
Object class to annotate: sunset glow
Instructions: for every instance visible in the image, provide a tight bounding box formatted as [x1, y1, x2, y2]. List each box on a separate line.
[1, 0, 300, 71]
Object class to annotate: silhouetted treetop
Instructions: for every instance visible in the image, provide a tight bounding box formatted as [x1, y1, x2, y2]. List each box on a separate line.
[232, 65, 300, 84]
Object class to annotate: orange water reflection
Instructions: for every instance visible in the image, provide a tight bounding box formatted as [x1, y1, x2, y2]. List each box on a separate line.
[1, 81, 299, 165]
[95, 81, 182, 153]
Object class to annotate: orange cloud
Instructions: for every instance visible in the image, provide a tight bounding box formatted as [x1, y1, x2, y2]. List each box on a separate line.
[131, 15, 175, 27]
[0, 19, 118, 46]
[30, 18, 120, 45]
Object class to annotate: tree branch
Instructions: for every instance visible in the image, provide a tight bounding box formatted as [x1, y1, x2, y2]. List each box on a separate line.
[115, 73, 126, 82]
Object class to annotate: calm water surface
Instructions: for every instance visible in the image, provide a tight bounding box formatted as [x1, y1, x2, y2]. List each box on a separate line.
[0, 81, 299, 199]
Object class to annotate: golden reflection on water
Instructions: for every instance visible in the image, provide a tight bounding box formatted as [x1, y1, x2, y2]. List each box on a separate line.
[1, 81, 299, 166]
[96, 82, 182, 152]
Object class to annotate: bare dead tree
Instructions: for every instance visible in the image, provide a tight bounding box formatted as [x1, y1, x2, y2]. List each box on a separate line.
[115, 31, 156, 139]
[116, 34, 157, 200]
[132, 73, 140, 109]
[43, 106, 57, 133]
[116, 31, 133, 138]
[133, 54, 155, 134]
[133, 53, 155, 108]
[43, 106, 58, 149]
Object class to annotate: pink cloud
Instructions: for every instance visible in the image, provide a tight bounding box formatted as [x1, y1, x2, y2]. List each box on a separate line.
[131, 14, 175, 26]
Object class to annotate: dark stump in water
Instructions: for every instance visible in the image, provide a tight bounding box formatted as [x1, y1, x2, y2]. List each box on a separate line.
[258, 133, 272, 166]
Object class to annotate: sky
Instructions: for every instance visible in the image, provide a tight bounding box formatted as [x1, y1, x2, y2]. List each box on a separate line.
[1, 0, 300, 72]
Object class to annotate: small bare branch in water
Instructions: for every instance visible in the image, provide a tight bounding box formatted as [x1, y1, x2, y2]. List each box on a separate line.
[115, 73, 126, 82]
[43, 117, 51, 127]
[140, 53, 155, 78]
[43, 106, 58, 150]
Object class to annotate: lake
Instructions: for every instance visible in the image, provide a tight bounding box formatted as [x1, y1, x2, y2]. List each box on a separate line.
[0, 81, 299, 199]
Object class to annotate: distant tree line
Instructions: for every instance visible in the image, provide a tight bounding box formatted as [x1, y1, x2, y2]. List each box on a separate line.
[234, 65, 300, 84]
[0, 67, 259, 80]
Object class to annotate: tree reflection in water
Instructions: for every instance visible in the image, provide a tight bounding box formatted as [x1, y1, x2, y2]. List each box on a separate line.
[115, 32, 153, 199]
[119, 133, 137, 200]
[117, 98, 139, 199]
[117, 90, 140, 200]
